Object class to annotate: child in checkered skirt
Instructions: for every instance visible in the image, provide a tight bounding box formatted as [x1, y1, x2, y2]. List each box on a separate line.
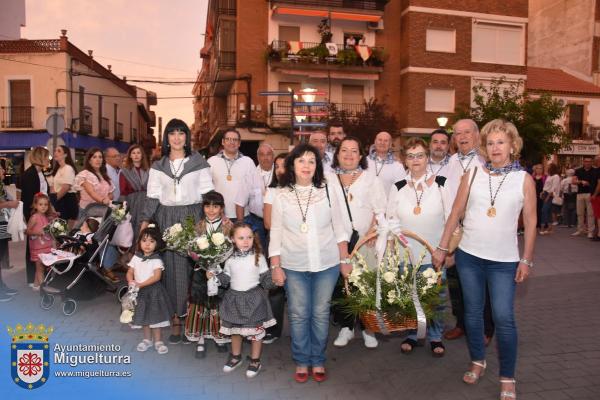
[212, 222, 276, 378]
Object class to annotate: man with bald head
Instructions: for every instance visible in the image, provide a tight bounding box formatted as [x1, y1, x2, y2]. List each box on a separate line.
[104, 147, 122, 201]
[309, 131, 333, 173]
[367, 131, 406, 197]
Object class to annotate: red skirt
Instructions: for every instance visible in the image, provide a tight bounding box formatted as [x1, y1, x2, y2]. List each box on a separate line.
[591, 196, 600, 219]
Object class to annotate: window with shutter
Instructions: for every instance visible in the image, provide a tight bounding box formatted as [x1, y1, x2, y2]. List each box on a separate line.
[9, 80, 32, 128]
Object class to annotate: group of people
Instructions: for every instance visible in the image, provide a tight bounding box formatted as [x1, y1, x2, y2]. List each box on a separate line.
[10, 114, 595, 399]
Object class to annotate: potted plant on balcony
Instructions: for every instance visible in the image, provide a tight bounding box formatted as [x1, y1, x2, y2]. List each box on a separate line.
[318, 18, 333, 44]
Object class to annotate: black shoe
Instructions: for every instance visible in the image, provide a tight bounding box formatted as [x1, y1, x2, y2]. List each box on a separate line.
[195, 343, 206, 359]
[215, 342, 229, 353]
[0, 292, 13, 302]
[262, 333, 279, 344]
[181, 334, 191, 344]
[168, 334, 182, 344]
[592, 237, 600, 242]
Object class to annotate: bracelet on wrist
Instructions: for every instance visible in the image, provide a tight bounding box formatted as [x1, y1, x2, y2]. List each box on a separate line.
[436, 245, 449, 253]
[270, 264, 280, 270]
[340, 258, 352, 264]
[520, 258, 534, 267]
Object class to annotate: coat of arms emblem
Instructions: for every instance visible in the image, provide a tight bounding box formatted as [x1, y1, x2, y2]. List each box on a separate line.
[7, 322, 53, 390]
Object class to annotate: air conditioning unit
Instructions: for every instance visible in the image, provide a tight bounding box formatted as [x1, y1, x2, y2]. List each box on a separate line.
[367, 20, 384, 30]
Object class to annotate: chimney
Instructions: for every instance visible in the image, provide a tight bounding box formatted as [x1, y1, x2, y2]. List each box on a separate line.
[60, 29, 68, 50]
[107, 65, 112, 72]
[87, 50, 93, 58]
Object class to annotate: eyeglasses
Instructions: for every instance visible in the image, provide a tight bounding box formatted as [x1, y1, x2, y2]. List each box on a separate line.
[223, 137, 240, 143]
[405, 152, 427, 161]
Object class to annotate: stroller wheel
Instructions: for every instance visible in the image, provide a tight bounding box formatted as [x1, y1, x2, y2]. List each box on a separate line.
[117, 285, 128, 303]
[40, 294, 55, 310]
[62, 299, 77, 316]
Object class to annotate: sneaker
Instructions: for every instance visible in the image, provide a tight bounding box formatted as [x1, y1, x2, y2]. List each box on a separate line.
[31, 285, 40, 291]
[245, 357, 262, 378]
[195, 343, 206, 359]
[0, 292, 13, 302]
[333, 327, 354, 347]
[168, 333, 182, 344]
[571, 230, 583, 236]
[551, 221, 559, 226]
[262, 333, 279, 345]
[28, 283, 34, 288]
[362, 330, 378, 349]
[181, 334, 191, 344]
[2, 286, 18, 296]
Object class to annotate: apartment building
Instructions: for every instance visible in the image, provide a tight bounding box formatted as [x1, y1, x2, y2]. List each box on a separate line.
[194, 0, 528, 153]
[0, 30, 157, 159]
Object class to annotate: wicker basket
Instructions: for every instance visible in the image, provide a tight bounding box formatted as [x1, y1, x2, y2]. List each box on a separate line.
[346, 226, 435, 335]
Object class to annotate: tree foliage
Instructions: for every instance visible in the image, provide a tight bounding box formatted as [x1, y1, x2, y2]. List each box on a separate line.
[454, 78, 569, 166]
[329, 98, 398, 148]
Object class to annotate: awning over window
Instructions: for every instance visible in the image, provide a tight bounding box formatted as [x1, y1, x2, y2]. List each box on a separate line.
[0, 131, 129, 152]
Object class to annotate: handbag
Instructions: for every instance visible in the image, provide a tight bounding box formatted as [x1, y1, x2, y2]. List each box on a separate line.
[337, 175, 360, 253]
[448, 167, 478, 254]
[110, 214, 134, 248]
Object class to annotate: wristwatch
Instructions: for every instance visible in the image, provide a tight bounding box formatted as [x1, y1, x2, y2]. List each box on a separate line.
[270, 264, 281, 270]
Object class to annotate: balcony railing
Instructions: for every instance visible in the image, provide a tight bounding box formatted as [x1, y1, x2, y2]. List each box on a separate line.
[72, 117, 92, 134]
[217, 50, 236, 70]
[1, 106, 33, 128]
[270, 101, 365, 126]
[268, 40, 386, 68]
[115, 122, 124, 141]
[100, 117, 109, 137]
[269, 0, 387, 11]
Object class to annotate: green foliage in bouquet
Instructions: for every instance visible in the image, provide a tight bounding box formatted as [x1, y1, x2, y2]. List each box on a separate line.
[188, 229, 234, 270]
[110, 203, 128, 223]
[336, 239, 445, 323]
[163, 216, 197, 255]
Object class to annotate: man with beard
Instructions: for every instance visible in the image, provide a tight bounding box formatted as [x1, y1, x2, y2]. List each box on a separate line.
[309, 131, 334, 174]
[443, 119, 495, 345]
[327, 123, 346, 154]
[428, 129, 450, 178]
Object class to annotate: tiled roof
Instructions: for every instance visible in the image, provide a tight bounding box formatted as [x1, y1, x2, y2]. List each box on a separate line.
[526, 66, 600, 96]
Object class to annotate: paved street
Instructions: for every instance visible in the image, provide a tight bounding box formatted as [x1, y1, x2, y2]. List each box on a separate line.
[2, 228, 600, 400]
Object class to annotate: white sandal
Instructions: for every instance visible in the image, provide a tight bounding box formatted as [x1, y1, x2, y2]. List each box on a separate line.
[136, 339, 153, 352]
[500, 378, 516, 399]
[154, 341, 168, 354]
[463, 360, 486, 384]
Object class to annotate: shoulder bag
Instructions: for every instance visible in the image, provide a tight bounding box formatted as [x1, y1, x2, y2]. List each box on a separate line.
[337, 175, 360, 253]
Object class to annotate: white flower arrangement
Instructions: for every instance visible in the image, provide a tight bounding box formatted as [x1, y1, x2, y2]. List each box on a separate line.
[163, 217, 197, 255]
[187, 229, 233, 271]
[110, 202, 128, 223]
[44, 218, 68, 240]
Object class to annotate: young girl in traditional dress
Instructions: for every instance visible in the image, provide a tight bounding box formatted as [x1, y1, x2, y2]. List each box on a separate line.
[215, 222, 276, 378]
[126, 225, 173, 355]
[185, 191, 232, 358]
[26, 193, 56, 289]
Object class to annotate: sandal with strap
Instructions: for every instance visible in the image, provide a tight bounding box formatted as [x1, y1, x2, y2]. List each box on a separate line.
[246, 356, 262, 378]
[463, 360, 486, 384]
[136, 339, 153, 352]
[500, 378, 516, 399]
[223, 353, 243, 373]
[430, 341, 445, 358]
[154, 341, 168, 355]
[401, 338, 417, 354]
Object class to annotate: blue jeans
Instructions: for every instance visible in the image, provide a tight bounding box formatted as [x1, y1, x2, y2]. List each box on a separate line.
[456, 249, 518, 378]
[406, 264, 446, 343]
[284, 265, 340, 367]
[541, 197, 553, 228]
[244, 213, 267, 256]
[102, 244, 119, 270]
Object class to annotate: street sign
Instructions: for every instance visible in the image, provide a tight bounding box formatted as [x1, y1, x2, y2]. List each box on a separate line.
[292, 101, 328, 107]
[45, 114, 65, 136]
[258, 91, 292, 96]
[293, 122, 328, 128]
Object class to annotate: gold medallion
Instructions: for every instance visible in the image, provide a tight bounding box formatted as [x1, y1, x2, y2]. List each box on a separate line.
[487, 207, 496, 218]
[226, 174, 232, 181]
[300, 222, 308, 233]
[413, 206, 422, 215]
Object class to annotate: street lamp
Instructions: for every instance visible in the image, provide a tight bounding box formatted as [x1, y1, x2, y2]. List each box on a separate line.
[436, 115, 448, 128]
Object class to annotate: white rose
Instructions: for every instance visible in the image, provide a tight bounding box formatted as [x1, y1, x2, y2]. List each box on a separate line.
[196, 236, 210, 250]
[170, 224, 183, 234]
[383, 271, 396, 284]
[211, 232, 225, 246]
[422, 268, 436, 279]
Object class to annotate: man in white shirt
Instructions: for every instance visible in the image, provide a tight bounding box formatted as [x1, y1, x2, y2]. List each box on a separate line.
[309, 131, 333, 174]
[443, 119, 495, 343]
[104, 147, 122, 201]
[366, 131, 406, 196]
[235, 143, 273, 250]
[428, 129, 451, 178]
[208, 129, 256, 221]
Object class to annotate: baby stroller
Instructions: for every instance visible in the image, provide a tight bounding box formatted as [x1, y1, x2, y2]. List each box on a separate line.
[39, 203, 129, 315]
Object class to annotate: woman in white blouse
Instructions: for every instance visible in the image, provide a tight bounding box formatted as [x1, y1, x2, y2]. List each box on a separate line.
[387, 138, 451, 357]
[328, 136, 386, 349]
[433, 119, 536, 400]
[50, 145, 78, 228]
[141, 119, 214, 344]
[539, 163, 561, 235]
[269, 143, 350, 383]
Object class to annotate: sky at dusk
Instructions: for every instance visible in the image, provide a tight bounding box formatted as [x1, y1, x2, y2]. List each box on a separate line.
[22, 0, 208, 134]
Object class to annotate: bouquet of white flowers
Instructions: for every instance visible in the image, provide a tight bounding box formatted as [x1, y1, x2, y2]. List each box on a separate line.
[110, 202, 128, 223]
[163, 216, 197, 255]
[188, 230, 234, 271]
[43, 218, 68, 240]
